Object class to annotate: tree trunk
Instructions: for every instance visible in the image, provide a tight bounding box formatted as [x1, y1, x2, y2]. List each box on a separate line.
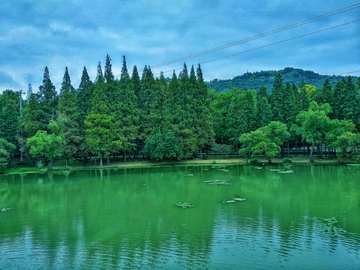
[48, 158, 54, 169]
[295, 143, 298, 156]
[65, 158, 68, 166]
[236, 144, 239, 158]
[324, 143, 327, 157]
[319, 144, 323, 160]
[100, 153, 103, 167]
[124, 150, 127, 162]
[287, 141, 290, 157]
[200, 148, 203, 159]
[310, 144, 314, 163]
[107, 155, 110, 165]
[94, 155, 97, 166]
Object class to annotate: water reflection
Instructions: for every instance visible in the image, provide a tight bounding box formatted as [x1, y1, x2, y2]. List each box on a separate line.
[0, 165, 360, 269]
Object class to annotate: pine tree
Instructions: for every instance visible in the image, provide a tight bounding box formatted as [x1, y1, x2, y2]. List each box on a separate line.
[256, 86, 268, 102]
[132, 65, 141, 102]
[138, 66, 155, 140]
[0, 90, 20, 146]
[342, 77, 357, 123]
[58, 67, 80, 165]
[85, 80, 114, 166]
[38, 66, 58, 128]
[256, 97, 272, 128]
[95, 62, 104, 83]
[77, 67, 93, 162]
[270, 73, 284, 121]
[333, 79, 346, 119]
[282, 81, 296, 126]
[226, 88, 256, 152]
[298, 80, 310, 111]
[193, 64, 214, 158]
[111, 56, 140, 162]
[104, 54, 114, 83]
[60, 67, 75, 95]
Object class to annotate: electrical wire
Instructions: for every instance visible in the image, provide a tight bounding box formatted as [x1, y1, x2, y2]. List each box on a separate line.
[151, 3, 360, 69]
[153, 19, 360, 75]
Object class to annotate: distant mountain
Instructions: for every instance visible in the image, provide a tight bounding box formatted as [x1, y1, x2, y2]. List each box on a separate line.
[205, 67, 358, 93]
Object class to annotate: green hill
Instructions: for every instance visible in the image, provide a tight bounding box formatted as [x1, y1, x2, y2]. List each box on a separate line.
[206, 67, 357, 93]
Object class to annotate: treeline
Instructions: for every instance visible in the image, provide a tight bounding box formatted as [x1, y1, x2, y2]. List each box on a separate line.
[1, 56, 360, 171]
[0, 55, 214, 169]
[210, 73, 360, 162]
[206, 67, 357, 93]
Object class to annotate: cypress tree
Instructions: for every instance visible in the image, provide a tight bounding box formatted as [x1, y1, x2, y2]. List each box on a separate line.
[85, 80, 114, 166]
[95, 62, 104, 83]
[193, 64, 214, 158]
[256, 86, 268, 102]
[342, 77, 357, 123]
[111, 56, 140, 162]
[132, 65, 141, 103]
[256, 97, 272, 128]
[38, 66, 58, 127]
[104, 54, 114, 83]
[77, 67, 93, 162]
[270, 73, 284, 121]
[282, 81, 296, 126]
[333, 79, 346, 119]
[58, 67, 80, 165]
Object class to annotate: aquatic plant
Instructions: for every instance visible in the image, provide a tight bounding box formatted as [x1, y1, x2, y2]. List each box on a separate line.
[203, 179, 232, 185]
[321, 217, 346, 237]
[175, 202, 194, 209]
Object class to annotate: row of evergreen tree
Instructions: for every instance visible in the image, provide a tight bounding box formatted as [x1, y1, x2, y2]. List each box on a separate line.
[0, 54, 359, 169]
[1, 55, 214, 167]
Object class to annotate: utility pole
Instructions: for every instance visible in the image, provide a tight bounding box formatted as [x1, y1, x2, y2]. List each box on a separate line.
[19, 90, 24, 163]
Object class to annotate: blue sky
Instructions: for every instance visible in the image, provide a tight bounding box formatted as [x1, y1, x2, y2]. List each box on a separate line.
[0, 0, 359, 93]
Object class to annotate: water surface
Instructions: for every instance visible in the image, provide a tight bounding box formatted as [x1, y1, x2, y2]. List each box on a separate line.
[1, 165, 359, 269]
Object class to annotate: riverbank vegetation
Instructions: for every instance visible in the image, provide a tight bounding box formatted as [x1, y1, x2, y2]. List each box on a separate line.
[0, 54, 359, 173]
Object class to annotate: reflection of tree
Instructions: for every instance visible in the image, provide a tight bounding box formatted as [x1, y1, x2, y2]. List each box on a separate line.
[0, 165, 360, 268]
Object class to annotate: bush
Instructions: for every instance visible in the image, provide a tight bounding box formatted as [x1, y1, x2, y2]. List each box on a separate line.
[282, 157, 292, 164]
[144, 128, 184, 161]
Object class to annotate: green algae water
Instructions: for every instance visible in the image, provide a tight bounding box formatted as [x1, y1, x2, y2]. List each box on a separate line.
[1, 165, 359, 269]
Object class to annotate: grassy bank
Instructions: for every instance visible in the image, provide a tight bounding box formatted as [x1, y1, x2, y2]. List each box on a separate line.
[1, 155, 353, 176]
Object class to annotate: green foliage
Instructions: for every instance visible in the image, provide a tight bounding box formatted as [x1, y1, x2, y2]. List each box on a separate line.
[239, 121, 289, 163]
[0, 90, 20, 146]
[26, 121, 65, 168]
[211, 143, 233, 157]
[0, 138, 16, 172]
[206, 67, 354, 93]
[333, 132, 359, 162]
[144, 128, 184, 161]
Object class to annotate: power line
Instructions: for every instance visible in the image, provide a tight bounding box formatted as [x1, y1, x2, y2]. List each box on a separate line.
[336, 70, 360, 75]
[151, 3, 360, 69]
[154, 19, 360, 76]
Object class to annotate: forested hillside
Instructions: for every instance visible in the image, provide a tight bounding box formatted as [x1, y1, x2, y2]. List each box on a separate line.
[206, 67, 357, 93]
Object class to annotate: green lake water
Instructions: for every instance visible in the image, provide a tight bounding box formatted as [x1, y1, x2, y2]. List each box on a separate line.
[0, 165, 359, 269]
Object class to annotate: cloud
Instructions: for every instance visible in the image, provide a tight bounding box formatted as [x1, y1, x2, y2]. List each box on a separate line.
[0, 71, 21, 91]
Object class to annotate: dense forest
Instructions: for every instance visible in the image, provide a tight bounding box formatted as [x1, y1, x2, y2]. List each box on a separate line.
[1, 55, 360, 171]
[206, 67, 357, 93]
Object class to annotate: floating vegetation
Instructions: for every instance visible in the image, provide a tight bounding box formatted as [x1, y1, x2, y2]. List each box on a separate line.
[175, 202, 194, 208]
[270, 169, 280, 172]
[203, 179, 232, 185]
[1, 207, 13, 212]
[255, 167, 262, 169]
[321, 217, 346, 237]
[277, 170, 294, 174]
[223, 198, 246, 204]
[218, 169, 229, 172]
[184, 174, 194, 177]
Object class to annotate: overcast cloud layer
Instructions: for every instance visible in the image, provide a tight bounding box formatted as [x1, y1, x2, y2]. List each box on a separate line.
[0, 0, 359, 93]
